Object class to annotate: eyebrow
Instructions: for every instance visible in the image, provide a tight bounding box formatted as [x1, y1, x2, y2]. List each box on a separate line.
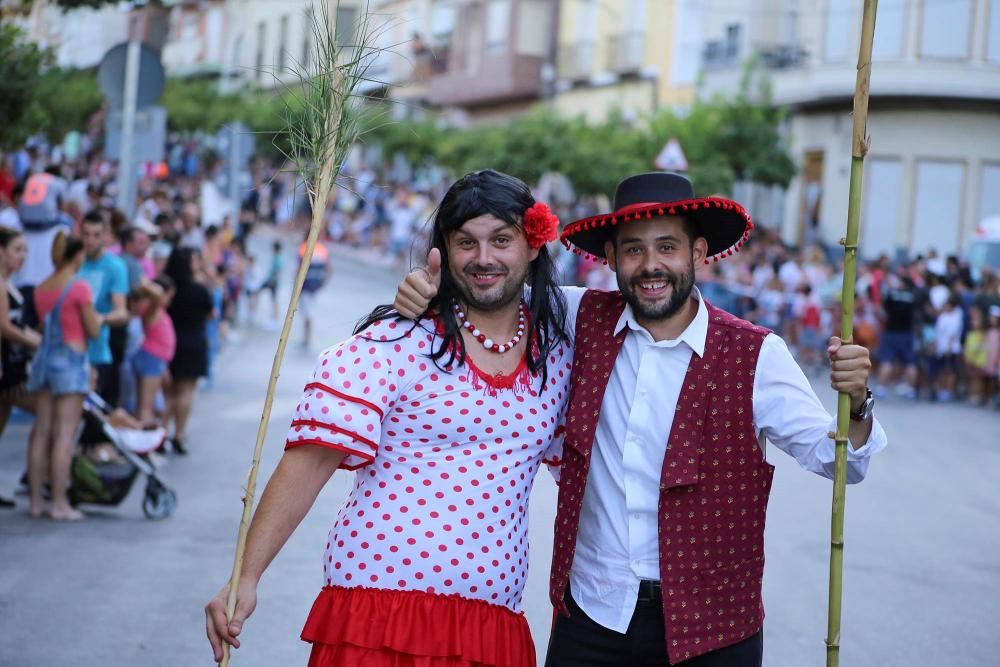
[619, 234, 683, 245]
[454, 222, 515, 238]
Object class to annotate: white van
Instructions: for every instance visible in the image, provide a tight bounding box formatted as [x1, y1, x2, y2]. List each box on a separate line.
[966, 216, 1000, 282]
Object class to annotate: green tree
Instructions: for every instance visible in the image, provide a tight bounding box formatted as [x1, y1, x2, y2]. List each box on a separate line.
[160, 78, 245, 133]
[34, 67, 104, 142]
[647, 63, 796, 196]
[0, 23, 51, 149]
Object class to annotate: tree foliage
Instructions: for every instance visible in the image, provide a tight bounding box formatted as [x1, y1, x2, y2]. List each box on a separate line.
[362, 91, 795, 199]
[34, 67, 104, 142]
[0, 23, 51, 149]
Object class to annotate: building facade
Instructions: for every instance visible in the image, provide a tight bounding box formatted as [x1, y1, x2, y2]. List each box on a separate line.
[552, 0, 701, 122]
[700, 0, 1000, 259]
[161, 0, 229, 79]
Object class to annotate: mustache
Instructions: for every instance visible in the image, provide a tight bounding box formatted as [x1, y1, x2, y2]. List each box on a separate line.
[464, 265, 508, 275]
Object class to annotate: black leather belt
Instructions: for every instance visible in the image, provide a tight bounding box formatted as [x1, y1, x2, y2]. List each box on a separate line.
[637, 579, 662, 602]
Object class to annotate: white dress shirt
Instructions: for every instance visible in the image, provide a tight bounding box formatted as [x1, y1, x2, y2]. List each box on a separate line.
[561, 287, 888, 633]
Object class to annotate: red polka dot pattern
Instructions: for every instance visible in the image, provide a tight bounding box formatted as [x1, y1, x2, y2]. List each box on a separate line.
[286, 317, 574, 613]
[549, 291, 775, 663]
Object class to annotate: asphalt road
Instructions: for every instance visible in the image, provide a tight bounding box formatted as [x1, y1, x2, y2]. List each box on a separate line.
[2, 236, 998, 666]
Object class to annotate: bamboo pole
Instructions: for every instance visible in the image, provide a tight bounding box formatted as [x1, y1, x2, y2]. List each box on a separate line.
[217, 2, 385, 663]
[826, 2, 878, 665]
[219, 157, 337, 667]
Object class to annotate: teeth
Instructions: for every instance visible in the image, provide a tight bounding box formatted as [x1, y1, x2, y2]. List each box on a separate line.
[640, 281, 667, 290]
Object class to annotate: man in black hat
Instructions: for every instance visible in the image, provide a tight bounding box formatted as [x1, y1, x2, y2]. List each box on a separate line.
[393, 172, 887, 666]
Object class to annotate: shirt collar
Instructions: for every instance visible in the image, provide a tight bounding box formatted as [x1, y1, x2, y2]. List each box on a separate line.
[614, 286, 708, 357]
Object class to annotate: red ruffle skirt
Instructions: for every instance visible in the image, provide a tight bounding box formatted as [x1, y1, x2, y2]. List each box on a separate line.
[301, 586, 536, 667]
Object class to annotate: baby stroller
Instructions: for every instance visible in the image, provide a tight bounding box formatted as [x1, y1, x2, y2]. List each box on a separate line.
[69, 392, 178, 520]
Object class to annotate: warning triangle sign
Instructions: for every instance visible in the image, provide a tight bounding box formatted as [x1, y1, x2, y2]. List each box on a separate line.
[654, 137, 688, 172]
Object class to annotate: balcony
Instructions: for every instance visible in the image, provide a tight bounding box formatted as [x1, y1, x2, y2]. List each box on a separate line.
[702, 39, 741, 70]
[699, 52, 1000, 107]
[605, 31, 644, 74]
[427, 48, 546, 107]
[557, 41, 595, 81]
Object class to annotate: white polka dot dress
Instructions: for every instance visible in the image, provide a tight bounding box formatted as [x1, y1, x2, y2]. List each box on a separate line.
[285, 317, 572, 614]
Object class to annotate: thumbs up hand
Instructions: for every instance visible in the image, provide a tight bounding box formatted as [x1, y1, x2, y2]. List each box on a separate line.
[393, 248, 442, 319]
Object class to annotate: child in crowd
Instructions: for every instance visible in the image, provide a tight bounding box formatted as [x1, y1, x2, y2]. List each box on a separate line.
[985, 306, 1000, 406]
[963, 307, 989, 404]
[753, 276, 785, 332]
[931, 295, 963, 402]
[795, 284, 823, 370]
[129, 276, 175, 428]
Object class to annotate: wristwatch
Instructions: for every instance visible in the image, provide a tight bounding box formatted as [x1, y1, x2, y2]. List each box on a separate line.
[850, 389, 875, 422]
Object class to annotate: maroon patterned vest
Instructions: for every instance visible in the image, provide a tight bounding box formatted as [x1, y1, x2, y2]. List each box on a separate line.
[549, 289, 774, 663]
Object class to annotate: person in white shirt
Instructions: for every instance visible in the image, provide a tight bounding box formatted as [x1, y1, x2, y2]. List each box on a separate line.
[931, 294, 963, 401]
[393, 172, 887, 666]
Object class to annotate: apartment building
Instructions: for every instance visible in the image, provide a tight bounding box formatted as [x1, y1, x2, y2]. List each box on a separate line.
[552, 0, 701, 122]
[700, 0, 1000, 258]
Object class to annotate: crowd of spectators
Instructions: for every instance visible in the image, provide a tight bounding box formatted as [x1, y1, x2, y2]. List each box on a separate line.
[0, 138, 322, 515]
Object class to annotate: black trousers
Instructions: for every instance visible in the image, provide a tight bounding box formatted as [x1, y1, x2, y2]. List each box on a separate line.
[545, 586, 763, 667]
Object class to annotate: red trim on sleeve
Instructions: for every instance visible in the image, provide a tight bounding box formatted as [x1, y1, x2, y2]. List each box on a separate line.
[304, 382, 385, 419]
[283, 439, 375, 471]
[290, 419, 378, 452]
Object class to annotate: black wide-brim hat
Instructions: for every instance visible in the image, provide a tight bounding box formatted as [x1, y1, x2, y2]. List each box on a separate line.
[560, 172, 754, 263]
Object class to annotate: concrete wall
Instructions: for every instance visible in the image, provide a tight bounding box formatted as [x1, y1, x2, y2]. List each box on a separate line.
[14, 0, 126, 69]
[783, 107, 1000, 258]
[553, 0, 695, 121]
[551, 77, 655, 122]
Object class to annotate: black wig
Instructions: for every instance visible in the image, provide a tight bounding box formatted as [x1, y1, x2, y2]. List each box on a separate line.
[355, 169, 569, 389]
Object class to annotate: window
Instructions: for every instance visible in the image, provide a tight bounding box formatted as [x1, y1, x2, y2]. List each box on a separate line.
[979, 164, 1000, 221]
[486, 0, 509, 53]
[431, 0, 456, 47]
[336, 6, 358, 49]
[725, 23, 741, 60]
[278, 15, 289, 70]
[577, 0, 598, 71]
[255, 21, 266, 81]
[824, 0, 853, 63]
[181, 13, 198, 42]
[920, 0, 972, 59]
[862, 159, 904, 259]
[872, 0, 905, 61]
[578, 0, 598, 42]
[302, 8, 313, 71]
[671, 0, 702, 85]
[911, 161, 965, 256]
[988, 0, 1000, 62]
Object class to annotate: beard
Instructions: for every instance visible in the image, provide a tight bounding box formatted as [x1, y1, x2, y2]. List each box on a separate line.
[617, 262, 695, 322]
[452, 261, 529, 312]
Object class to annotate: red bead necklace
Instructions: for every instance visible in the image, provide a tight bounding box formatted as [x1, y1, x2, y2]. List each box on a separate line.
[453, 302, 527, 354]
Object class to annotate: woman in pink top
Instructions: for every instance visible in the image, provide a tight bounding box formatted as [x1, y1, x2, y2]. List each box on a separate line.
[129, 275, 176, 427]
[26, 233, 102, 520]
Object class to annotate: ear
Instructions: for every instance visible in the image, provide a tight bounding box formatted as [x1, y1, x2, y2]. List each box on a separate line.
[692, 236, 709, 266]
[528, 246, 540, 263]
[603, 239, 617, 271]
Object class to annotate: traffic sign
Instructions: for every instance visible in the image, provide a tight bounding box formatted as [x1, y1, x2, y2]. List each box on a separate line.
[98, 42, 166, 110]
[654, 137, 689, 172]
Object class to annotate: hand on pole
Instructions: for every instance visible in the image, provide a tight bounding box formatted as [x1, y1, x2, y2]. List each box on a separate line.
[393, 247, 442, 319]
[827, 336, 871, 410]
[206, 580, 258, 664]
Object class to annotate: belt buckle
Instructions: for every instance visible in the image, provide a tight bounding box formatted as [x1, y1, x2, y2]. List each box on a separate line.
[638, 579, 661, 602]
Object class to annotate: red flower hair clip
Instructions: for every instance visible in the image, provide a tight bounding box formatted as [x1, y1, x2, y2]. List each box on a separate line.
[523, 202, 560, 249]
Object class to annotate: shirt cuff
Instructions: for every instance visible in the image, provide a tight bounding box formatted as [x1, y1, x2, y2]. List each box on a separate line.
[830, 416, 888, 460]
